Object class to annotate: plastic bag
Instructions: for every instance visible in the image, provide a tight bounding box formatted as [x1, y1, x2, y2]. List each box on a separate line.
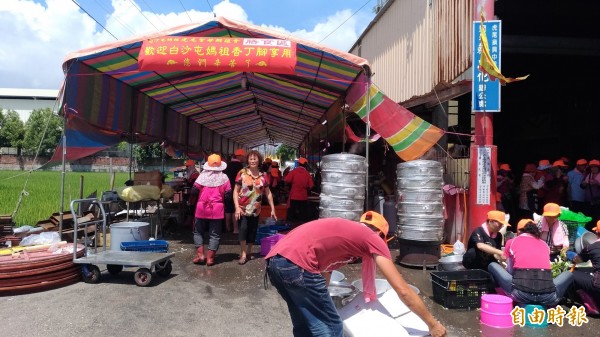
[453, 240, 466, 255]
[19, 231, 61, 246]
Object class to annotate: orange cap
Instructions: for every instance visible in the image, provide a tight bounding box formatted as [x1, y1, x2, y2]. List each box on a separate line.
[517, 219, 535, 230]
[499, 163, 511, 171]
[576, 159, 588, 166]
[234, 148, 246, 156]
[202, 154, 227, 171]
[595, 220, 600, 234]
[542, 203, 561, 217]
[537, 159, 551, 170]
[271, 161, 279, 168]
[487, 210, 509, 226]
[184, 159, 195, 166]
[552, 160, 567, 168]
[264, 157, 272, 163]
[298, 157, 308, 165]
[590, 159, 600, 167]
[360, 211, 389, 238]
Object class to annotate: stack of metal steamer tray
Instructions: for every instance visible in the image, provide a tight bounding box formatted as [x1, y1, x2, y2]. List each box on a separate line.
[396, 160, 444, 268]
[319, 153, 366, 221]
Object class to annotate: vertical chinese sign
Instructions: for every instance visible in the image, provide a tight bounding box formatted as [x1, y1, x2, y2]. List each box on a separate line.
[476, 146, 492, 205]
[472, 20, 501, 112]
[138, 37, 297, 75]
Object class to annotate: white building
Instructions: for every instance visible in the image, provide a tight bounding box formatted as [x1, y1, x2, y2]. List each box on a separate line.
[0, 88, 59, 122]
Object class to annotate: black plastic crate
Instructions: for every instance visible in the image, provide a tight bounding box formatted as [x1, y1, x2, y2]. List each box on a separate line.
[430, 269, 492, 309]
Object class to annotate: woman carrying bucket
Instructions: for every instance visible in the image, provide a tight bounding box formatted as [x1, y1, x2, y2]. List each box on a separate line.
[189, 154, 231, 266]
[487, 219, 573, 306]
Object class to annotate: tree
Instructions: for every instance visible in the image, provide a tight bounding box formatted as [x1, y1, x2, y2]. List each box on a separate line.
[133, 142, 163, 167]
[0, 109, 25, 151]
[21, 108, 62, 156]
[275, 144, 297, 164]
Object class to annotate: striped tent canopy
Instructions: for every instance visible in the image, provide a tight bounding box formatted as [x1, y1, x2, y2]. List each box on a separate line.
[59, 16, 442, 162]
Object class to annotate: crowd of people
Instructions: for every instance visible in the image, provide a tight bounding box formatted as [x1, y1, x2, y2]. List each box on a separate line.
[183, 152, 448, 336]
[462, 207, 600, 314]
[185, 149, 316, 266]
[497, 157, 600, 232]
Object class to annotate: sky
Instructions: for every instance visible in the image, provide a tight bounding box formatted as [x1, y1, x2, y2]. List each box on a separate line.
[0, 0, 378, 90]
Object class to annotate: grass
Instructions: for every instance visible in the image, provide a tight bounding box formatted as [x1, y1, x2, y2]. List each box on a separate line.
[0, 170, 130, 227]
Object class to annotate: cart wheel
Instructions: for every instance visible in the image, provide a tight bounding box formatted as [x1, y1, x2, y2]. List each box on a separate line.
[157, 260, 172, 277]
[107, 264, 123, 275]
[134, 268, 153, 287]
[82, 265, 101, 284]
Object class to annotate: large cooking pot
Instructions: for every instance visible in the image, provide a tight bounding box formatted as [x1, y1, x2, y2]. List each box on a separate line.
[575, 231, 598, 254]
[438, 254, 465, 271]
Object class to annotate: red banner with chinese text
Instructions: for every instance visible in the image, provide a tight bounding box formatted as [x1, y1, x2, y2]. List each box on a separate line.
[138, 36, 297, 74]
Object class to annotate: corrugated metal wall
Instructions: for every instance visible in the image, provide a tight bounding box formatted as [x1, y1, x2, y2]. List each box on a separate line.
[351, 0, 472, 103]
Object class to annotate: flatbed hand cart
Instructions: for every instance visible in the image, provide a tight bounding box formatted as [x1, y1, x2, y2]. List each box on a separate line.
[70, 198, 175, 287]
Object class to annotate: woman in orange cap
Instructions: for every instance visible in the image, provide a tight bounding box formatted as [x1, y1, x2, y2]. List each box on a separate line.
[518, 163, 545, 219]
[581, 159, 600, 230]
[537, 202, 570, 261]
[184, 159, 200, 188]
[568, 220, 600, 315]
[189, 154, 230, 266]
[488, 219, 573, 306]
[567, 159, 588, 214]
[265, 212, 447, 337]
[543, 160, 569, 206]
[462, 210, 508, 270]
[497, 163, 515, 225]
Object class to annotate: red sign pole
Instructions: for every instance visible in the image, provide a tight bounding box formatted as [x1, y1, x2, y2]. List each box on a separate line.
[467, 1, 497, 244]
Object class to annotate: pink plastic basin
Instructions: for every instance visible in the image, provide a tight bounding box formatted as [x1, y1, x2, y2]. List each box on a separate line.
[260, 234, 285, 256]
[480, 294, 514, 328]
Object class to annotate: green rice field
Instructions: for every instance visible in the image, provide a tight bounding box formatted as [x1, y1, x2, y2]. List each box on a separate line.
[0, 170, 130, 227]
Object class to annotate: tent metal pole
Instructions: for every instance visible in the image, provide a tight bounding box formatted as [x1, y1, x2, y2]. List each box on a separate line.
[59, 107, 66, 241]
[365, 74, 371, 212]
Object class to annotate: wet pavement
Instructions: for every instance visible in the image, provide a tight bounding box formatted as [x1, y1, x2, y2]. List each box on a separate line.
[1, 227, 598, 337]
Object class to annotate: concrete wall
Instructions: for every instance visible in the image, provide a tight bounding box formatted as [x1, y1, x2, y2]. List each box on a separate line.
[0, 155, 183, 173]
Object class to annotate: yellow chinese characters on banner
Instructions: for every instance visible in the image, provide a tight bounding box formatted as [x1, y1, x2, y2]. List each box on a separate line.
[138, 36, 297, 74]
[511, 305, 589, 327]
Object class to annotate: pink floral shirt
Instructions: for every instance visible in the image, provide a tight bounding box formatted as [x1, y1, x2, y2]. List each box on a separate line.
[235, 168, 270, 217]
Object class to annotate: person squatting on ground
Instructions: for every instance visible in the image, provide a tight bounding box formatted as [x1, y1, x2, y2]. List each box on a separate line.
[233, 150, 276, 265]
[265, 211, 447, 337]
[189, 154, 231, 266]
[568, 220, 600, 315]
[284, 157, 314, 225]
[537, 202, 570, 262]
[462, 210, 507, 270]
[488, 219, 573, 306]
[223, 148, 246, 233]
